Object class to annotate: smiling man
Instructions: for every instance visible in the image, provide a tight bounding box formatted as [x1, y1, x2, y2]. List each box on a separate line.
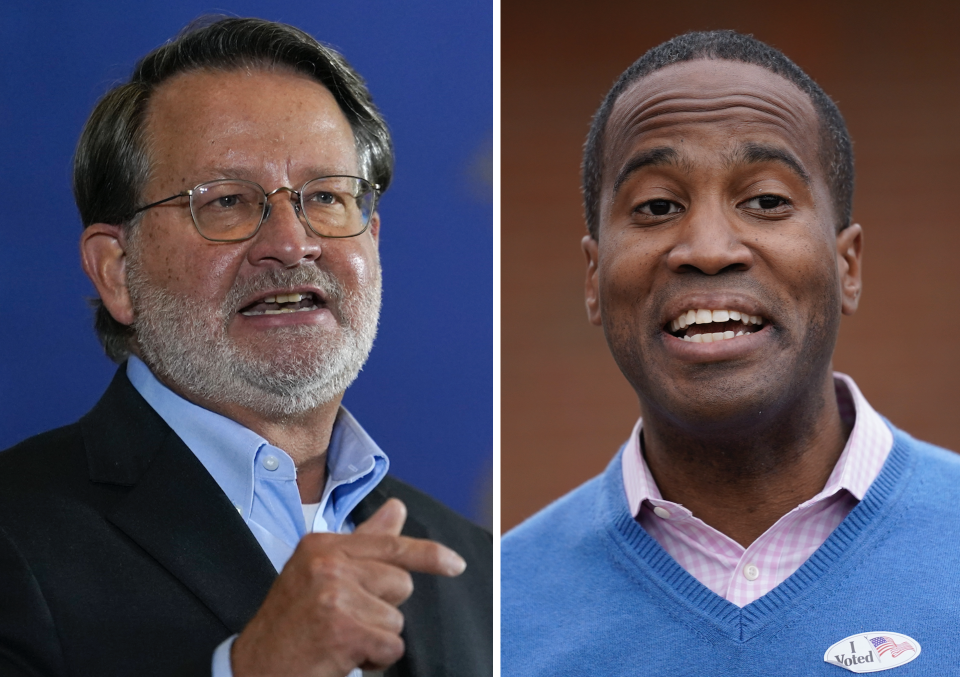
[502, 31, 959, 674]
[0, 18, 490, 677]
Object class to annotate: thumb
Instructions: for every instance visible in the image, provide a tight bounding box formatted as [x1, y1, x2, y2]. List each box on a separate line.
[355, 498, 407, 536]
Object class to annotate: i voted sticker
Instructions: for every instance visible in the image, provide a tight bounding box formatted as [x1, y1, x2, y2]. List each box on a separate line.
[824, 632, 921, 672]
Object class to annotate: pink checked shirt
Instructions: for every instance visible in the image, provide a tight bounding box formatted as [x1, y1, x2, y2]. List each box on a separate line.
[623, 372, 892, 608]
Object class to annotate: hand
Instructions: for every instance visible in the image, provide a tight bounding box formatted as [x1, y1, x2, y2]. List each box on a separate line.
[230, 498, 466, 677]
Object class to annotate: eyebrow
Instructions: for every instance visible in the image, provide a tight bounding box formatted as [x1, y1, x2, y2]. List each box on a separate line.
[197, 166, 348, 184]
[731, 142, 811, 186]
[192, 166, 262, 184]
[612, 147, 680, 195]
[611, 142, 812, 196]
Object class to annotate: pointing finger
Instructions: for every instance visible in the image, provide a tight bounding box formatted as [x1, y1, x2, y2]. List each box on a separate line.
[355, 498, 407, 537]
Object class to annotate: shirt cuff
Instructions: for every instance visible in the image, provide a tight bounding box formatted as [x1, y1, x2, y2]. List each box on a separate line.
[212, 634, 238, 677]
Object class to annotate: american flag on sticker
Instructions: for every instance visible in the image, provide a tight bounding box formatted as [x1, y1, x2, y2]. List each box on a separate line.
[869, 636, 916, 658]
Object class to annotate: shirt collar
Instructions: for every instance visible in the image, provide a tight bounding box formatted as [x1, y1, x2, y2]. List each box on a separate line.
[819, 372, 892, 501]
[622, 372, 893, 516]
[319, 407, 388, 510]
[125, 356, 389, 517]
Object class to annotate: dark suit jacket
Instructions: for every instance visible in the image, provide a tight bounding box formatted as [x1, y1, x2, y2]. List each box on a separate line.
[0, 369, 492, 676]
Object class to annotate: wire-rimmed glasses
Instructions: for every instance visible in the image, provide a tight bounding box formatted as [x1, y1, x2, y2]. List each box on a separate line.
[132, 175, 380, 242]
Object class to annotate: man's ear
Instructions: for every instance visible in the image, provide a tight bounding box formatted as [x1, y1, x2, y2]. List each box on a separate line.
[837, 223, 863, 316]
[582, 234, 602, 326]
[368, 211, 380, 244]
[80, 224, 135, 326]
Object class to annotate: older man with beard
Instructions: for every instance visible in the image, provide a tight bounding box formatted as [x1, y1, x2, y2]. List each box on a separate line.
[0, 17, 491, 677]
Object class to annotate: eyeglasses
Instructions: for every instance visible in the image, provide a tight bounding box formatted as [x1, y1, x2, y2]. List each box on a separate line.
[132, 175, 380, 242]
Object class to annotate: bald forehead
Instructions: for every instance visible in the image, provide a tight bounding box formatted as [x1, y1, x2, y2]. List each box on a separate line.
[602, 59, 824, 191]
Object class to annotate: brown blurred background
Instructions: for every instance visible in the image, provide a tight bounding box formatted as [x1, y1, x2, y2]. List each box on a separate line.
[502, 0, 960, 531]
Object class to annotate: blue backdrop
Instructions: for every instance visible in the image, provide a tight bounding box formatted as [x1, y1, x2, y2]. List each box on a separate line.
[0, 2, 492, 523]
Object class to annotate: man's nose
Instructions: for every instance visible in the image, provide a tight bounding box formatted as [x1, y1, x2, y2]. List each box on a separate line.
[664, 203, 754, 275]
[246, 189, 322, 267]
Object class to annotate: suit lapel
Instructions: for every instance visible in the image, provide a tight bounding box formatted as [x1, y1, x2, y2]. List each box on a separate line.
[353, 483, 442, 677]
[83, 369, 450, 668]
[83, 368, 276, 633]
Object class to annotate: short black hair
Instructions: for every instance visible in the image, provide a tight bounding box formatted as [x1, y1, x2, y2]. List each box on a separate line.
[74, 17, 393, 362]
[582, 30, 853, 239]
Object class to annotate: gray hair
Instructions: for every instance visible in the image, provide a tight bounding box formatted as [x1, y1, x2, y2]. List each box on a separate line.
[74, 17, 394, 362]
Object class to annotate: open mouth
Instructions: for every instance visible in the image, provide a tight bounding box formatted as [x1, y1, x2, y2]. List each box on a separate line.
[665, 308, 766, 343]
[239, 292, 324, 316]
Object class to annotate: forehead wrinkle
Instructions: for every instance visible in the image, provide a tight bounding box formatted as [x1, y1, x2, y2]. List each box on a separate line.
[624, 91, 812, 134]
[195, 166, 263, 183]
[605, 72, 819, 176]
[612, 147, 684, 195]
[725, 142, 811, 186]
[613, 62, 817, 135]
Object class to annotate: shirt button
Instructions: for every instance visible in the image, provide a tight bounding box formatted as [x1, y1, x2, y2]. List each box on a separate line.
[261, 455, 280, 471]
[743, 564, 760, 581]
[653, 506, 671, 519]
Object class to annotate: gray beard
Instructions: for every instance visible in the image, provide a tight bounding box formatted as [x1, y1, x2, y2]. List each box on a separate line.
[126, 255, 381, 418]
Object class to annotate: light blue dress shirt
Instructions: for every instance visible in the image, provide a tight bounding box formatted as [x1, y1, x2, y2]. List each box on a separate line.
[126, 357, 389, 677]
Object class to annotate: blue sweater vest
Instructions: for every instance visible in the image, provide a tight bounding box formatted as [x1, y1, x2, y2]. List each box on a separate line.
[502, 425, 960, 676]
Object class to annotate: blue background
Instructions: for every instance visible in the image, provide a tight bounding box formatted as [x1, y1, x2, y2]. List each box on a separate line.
[0, 1, 492, 523]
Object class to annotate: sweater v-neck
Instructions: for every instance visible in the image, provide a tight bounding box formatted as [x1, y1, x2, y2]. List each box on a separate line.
[599, 424, 914, 642]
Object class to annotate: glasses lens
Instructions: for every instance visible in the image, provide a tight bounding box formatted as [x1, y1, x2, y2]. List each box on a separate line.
[190, 180, 265, 241]
[300, 177, 376, 237]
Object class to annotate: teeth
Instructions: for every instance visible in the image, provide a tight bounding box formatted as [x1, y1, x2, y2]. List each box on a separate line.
[681, 329, 752, 343]
[670, 307, 765, 344]
[240, 292, 319, 317]
[672, 308, 763, 331]
[675, 308, 763, 328]
[261, 292, 307, 305]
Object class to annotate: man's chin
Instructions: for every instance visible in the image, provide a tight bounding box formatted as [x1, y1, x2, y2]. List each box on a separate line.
[634, 360, 789, 426]
[180, 366, 352, 419]
[137, 338, 364, 418]
[238, 361, 360, 412]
